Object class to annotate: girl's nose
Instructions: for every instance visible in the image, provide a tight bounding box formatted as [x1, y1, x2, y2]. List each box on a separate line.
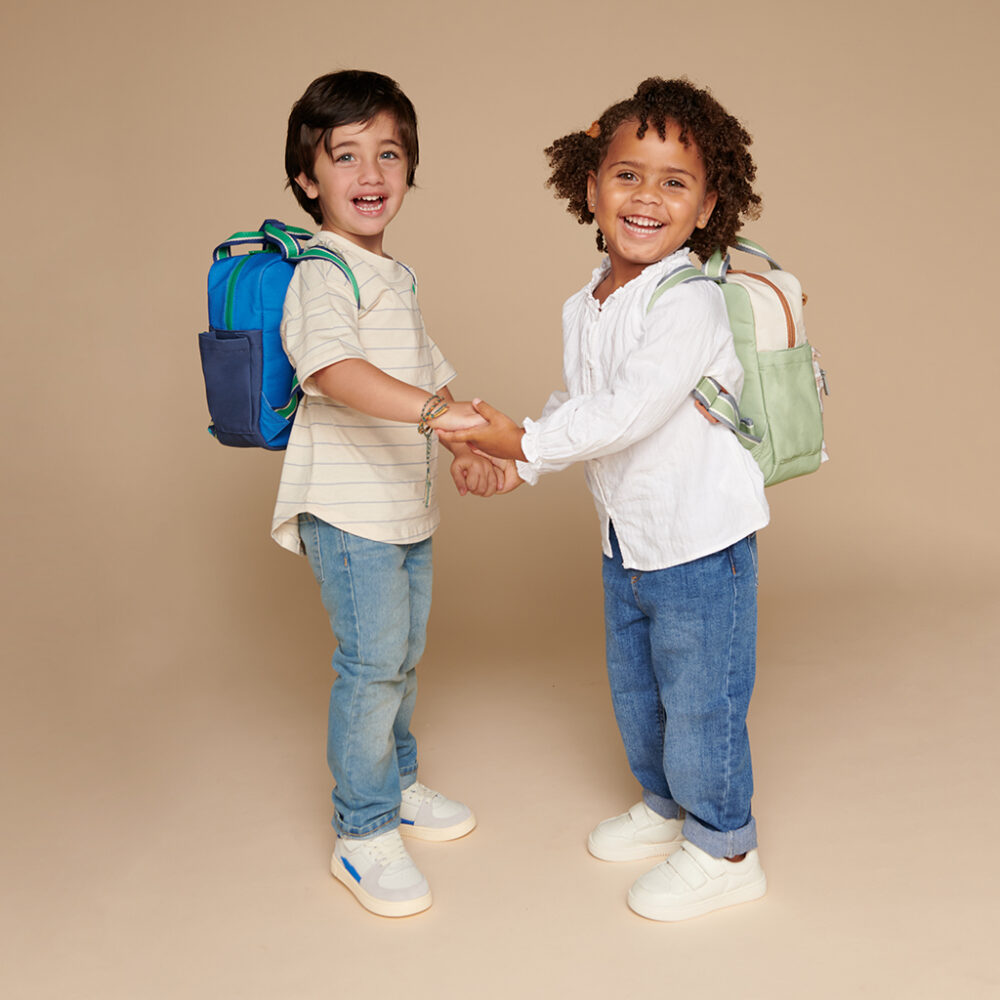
[636, 180, 662, 202]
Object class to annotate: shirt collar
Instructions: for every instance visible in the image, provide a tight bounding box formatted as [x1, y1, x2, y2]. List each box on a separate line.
[586, 247, 697, 303]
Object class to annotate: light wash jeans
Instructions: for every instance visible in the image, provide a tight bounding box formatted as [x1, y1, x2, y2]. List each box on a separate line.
[602, 524, 759, 858]
[299, 514, 430, 838]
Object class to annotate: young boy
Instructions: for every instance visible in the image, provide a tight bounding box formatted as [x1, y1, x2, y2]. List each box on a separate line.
[272, 70, 500, 918]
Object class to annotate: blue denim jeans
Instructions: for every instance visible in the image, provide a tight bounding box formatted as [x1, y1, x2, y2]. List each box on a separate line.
[299, 514, 430, 838]
[602, 525, 759, 858]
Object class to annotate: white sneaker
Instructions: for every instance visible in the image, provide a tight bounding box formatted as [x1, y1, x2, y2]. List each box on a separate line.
[331, 828, 432, 917]
[399, 781, 476, 842]
[587, 801, 685, 861]
[627, 840, 767, 921]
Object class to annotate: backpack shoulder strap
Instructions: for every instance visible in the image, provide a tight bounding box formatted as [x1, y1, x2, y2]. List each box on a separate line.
[290, 245, 362, 309]
[692, 376, 762, 445]
[645, 264, 713, 314]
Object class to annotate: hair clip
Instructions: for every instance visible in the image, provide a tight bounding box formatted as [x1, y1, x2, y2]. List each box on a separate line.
[585, 120, 601, 139]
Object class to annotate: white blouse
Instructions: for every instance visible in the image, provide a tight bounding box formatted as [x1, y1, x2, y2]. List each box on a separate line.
[517, 249, 769, 571]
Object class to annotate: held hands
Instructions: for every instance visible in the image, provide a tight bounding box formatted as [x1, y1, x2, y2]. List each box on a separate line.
[428, 399, 488, 433]
[436, 399, 527, 462]
[449, 449, 522, 497]
[430, 396, 524, 497]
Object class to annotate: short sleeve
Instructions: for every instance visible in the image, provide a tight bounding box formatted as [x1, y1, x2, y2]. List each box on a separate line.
[281, 258, 366, 397]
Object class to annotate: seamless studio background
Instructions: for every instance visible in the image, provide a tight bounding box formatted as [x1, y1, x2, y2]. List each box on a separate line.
[2, 1, 997, 997]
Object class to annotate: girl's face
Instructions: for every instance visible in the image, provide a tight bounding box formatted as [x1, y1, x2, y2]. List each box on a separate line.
[587, 120, 717, 289]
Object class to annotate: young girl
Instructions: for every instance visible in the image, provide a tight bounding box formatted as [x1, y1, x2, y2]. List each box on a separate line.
[439, 77, 770, 921]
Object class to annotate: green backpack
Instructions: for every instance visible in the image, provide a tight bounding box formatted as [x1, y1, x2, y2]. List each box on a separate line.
[648, 237, 828, 486]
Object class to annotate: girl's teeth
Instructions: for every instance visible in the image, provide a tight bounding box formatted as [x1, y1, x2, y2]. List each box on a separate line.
[625, 216, 661, 229]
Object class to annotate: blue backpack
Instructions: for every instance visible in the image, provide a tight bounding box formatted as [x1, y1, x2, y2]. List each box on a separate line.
[197, 219, 359, 450]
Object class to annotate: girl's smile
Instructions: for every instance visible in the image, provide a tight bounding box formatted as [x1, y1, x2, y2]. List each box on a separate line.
[587, 121, 717, 295]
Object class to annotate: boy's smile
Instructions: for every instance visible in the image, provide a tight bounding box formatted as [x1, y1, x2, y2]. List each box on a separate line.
[296, 111, 408, 256]
[588, 121, 717, 293]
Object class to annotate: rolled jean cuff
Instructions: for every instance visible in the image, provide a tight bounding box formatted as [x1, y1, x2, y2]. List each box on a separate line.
[337, 809, 400, 840]
[643, 790, 681, 821]
[682, 813, 757, 858]
[400, 766, 417, 789]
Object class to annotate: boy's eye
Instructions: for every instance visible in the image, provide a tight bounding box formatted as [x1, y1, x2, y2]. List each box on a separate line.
[335, 153, 355, 163]
[379, 150, 399, 160]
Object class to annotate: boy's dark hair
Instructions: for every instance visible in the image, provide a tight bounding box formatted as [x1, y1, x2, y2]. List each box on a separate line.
[285, 70, 419, 225]
[544, 77, 761, 260]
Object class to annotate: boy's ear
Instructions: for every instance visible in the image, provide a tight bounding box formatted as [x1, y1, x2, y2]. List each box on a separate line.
[696, 190, 718, 230]
[295, 172, 319, 199]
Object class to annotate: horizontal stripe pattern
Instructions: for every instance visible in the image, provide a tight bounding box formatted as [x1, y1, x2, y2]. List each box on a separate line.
[271, 231, 455, 552]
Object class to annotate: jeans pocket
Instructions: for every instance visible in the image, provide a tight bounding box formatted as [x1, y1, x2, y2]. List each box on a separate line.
[746, 533, 759, 587]
[298, 513, 325, 583]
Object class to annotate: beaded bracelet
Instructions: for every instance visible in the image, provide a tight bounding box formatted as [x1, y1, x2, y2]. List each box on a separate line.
[417, 393, 449, 436]
[417, 394, 449, 506]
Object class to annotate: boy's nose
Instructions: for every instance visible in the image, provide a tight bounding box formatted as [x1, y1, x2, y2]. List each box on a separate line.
[359, 158, 384, 183]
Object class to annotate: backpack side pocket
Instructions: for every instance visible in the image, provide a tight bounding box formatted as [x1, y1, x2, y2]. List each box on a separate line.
[198, 329, 264, 447]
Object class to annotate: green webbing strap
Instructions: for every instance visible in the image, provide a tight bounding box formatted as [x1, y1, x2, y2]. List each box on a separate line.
[692, 376, 762, 445]
[214, 230, 268, 261]
[290, 245, 361, 307]
[275, 381, 300, 419]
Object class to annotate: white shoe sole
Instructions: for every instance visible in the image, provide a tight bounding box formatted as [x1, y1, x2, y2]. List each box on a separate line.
[587, 832, 684, 862]
[331, 856, 433, 918]
[399, 812, 477, 843]
[627, 873, 767, 922]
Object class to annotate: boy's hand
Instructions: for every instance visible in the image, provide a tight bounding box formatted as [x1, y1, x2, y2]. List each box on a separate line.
[428, 400, 487, 433]
[479, 454, 523, 494]
[436, 399, 526, 461]
[449, 450, 501, 497]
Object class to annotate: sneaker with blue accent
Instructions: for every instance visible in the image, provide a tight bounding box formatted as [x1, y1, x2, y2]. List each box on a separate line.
[399, 781, 476, 842]
[331, 828, 432, 917]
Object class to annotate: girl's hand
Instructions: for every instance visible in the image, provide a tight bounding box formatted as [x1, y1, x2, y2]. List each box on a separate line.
[436, 399, 527, 461]
[429, 400, 488, 432]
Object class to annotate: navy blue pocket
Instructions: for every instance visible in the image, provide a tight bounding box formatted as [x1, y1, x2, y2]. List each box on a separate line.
[198, 329, 265, 447]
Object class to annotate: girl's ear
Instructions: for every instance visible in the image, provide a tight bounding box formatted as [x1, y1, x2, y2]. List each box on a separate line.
[696, 190, 718, 229]
[295, 172, 319, 199]
[587, 171, 597, 213]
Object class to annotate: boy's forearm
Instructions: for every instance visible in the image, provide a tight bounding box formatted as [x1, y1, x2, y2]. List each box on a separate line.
[311, 359, 433, 423]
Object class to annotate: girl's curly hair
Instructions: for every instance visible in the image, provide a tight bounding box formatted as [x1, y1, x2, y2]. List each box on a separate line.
[544, 77, 761, 260]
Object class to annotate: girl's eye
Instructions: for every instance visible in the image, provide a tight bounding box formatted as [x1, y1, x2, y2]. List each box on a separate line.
[665, 178, 685, 189]
[617, 171, 637, 182]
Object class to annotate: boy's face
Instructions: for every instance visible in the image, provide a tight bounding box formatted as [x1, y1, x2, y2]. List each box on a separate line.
[587, 120, 717, 288]
[296, 111, 408, 255]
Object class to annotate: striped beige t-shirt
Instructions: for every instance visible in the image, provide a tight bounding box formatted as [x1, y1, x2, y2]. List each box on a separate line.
[271, 230, 456, 553]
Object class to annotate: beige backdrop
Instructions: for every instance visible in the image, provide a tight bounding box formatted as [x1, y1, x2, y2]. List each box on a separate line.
[3, 0, 998, 997]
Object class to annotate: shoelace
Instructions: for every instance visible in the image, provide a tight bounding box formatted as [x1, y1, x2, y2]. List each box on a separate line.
[366, 831, 409, 867]
[402, 781, 440, 806]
